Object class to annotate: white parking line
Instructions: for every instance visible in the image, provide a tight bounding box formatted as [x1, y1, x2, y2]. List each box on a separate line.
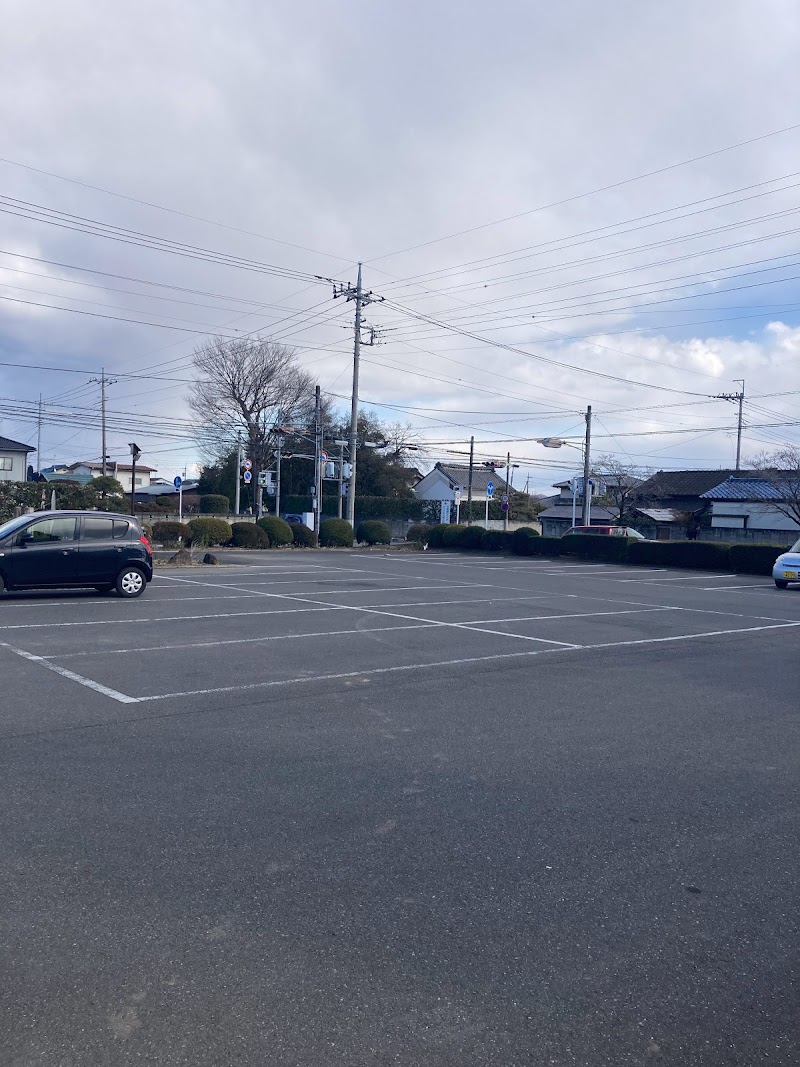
[614, 574, 737, 583]
[129, 620, 800, 703]
[0, 642, 137, 704]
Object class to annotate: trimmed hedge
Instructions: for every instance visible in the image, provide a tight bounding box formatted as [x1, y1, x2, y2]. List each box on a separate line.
[319, 518, 354, 547]
[230, 521, 269, 548]
[257, 516, 293, 547]
[510, 527, 545, 556]
[290, 523, 318, 547]
[729, 543, 791, 576]
[406, 523, 433, 543]
[187, 517, 233, 546]
[664, 541, 731, 570]
[426, 524, 450, 548]
[356, 520, 391, 545]
[626, 540, 674, 566]
[199, 494, 230, 514]
[560, 533, 629, 563]
[151, 520, 191, 547]
[483, 530, 513, 552]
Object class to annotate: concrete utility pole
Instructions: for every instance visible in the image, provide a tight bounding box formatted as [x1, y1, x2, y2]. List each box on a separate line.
[334, 264, 382, 527]
[335, 440, 346, 519]
[466, 436, 475, 526]
[36, 393, 43, 474]
[504, 450, 511, 532]
[313, 385, 322, 536]
[715, 380, 745, 471]
[581, 405, 592, 526]
[275, 432, 283, 518]
[89, 368, 116, 475]
[234, 437, 243, 515]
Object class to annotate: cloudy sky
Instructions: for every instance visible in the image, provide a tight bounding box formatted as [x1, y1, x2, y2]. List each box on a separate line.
[1, 0, 799, 490]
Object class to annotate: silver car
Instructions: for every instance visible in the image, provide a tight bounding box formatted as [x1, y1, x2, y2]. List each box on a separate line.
[773, 539, 800, 589]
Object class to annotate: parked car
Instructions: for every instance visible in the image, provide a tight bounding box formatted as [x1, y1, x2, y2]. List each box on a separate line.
[563, 525, 647, 539]
[772, 539, 800, 589]
[0, 511, 153, 597]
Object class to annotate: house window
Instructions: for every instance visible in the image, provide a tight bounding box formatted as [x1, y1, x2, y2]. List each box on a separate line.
[0, 456, 13, 471]
[134, 477, 143, 486]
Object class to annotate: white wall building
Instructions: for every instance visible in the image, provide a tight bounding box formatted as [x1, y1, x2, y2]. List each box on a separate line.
[63, 461, 157, 492]
[0, 435, 34, 482]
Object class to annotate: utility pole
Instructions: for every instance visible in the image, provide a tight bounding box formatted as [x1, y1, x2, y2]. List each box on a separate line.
[275, 432, 282, 519]
[89, 368, 116, 475]
[715, 380, 745, 471]
[466, 435, 475, 526]
[313, 385, 322, 536]
[334, 263, 382, 527]
[581, 405, 592, 526]
[36, 393, 43, 474]
[234, 436, 243, 515]
[504, 450, 511, 532]
[335, 440, 346, 519]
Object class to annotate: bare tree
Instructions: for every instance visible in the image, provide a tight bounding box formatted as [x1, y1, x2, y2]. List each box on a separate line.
[190, 338, 317, 505]
[593, 455, 649, 524]
[381, 421, 427, 461]
[748, 447, 800, 526]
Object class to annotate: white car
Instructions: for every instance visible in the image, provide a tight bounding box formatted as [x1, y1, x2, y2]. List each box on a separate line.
[773, 539, 800, 588]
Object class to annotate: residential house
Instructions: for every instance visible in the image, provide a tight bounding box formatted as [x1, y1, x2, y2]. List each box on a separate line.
[537, 477, 614, 537]
[413, 462, 510, 523]
[0, 436, 35, 483]
[61, 460, 157, 493]
[699, 476, 799, 544]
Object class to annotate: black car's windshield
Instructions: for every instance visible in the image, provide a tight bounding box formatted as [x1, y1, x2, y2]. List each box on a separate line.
[0, 514, 34, 540]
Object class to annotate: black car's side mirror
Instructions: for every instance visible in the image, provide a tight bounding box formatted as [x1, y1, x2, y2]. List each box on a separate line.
[16, 532, 33, 546]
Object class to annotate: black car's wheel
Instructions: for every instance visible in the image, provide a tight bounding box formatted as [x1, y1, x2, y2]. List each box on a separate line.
[116, 567, 146, 598]
[775, 579, 789, 589]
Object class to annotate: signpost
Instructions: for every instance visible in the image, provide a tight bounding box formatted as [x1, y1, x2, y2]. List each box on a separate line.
[174, 475, 183, 522]
[454, 486, 462, 524]
[485, 480, 494, 527]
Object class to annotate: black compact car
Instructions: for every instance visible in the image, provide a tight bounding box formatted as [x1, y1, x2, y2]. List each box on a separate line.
[0, 511, 153, 597]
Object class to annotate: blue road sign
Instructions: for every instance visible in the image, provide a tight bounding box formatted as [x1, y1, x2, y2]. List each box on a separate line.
[486, 480, 494, 497]
[501, 493, 508, 502]
[173, 476, 182, 490]
[501, 501, 509, 512]
[243, 470, 252, 484]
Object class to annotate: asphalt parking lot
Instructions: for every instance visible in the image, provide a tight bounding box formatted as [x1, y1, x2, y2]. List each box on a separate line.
[2, 549, 799, 1066]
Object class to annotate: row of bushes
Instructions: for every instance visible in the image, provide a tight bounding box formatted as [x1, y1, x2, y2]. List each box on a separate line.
[150, 516, 387, 550]
[418, 523, 791, 576]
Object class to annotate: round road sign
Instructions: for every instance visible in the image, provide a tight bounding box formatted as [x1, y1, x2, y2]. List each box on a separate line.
[173, 476, 182, 490]
[243, 458, 253, 471]
[243, 470, 252, 483]
[501, 501, 509, 512]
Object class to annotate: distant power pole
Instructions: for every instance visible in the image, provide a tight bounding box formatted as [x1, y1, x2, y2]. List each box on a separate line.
[334, 263, 382, 526]
[715, 380, 745, 471]
[36, 393, 43, 473]
[313, 385, 322, 536]
[88, 368, 116, 475]
[466, 436, 475, 526]
[234, 436, 243, 515]
[581, 405, 592, 526]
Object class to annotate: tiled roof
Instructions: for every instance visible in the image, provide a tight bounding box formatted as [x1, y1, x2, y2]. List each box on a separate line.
[637, 508, 685, 522]
[636, 469, 742, 498]
[701, 477, 785, 501]
[538, 505, 616, 520]
[0, 435, 35, 452]
[435, 463, 509, 493]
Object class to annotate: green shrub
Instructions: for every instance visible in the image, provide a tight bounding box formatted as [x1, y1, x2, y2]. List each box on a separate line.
[319, 518, 354, 547]
[187, 517, 233, 546]
[510, 527, 543, 556]
[406, 523, 433, 543]
[230, 521, 269, 548]
[483, 530, 513, 552]
[151, 520, 191, 547]
[257, 516, 293, 547]
[441, 524, 466, 548]
[155, 496, 176, 509]
[560, 533, 629, 563]
[459, 525, 486, 550]
[729, 543, 792, 576]
[199, 494, 230, 514]
[290, 523, 318, 547]
[667, 541, 731, 570]
[356, 520, 392, 545]
[626, 540, 675, 566]
[426, 524, 450, 548]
